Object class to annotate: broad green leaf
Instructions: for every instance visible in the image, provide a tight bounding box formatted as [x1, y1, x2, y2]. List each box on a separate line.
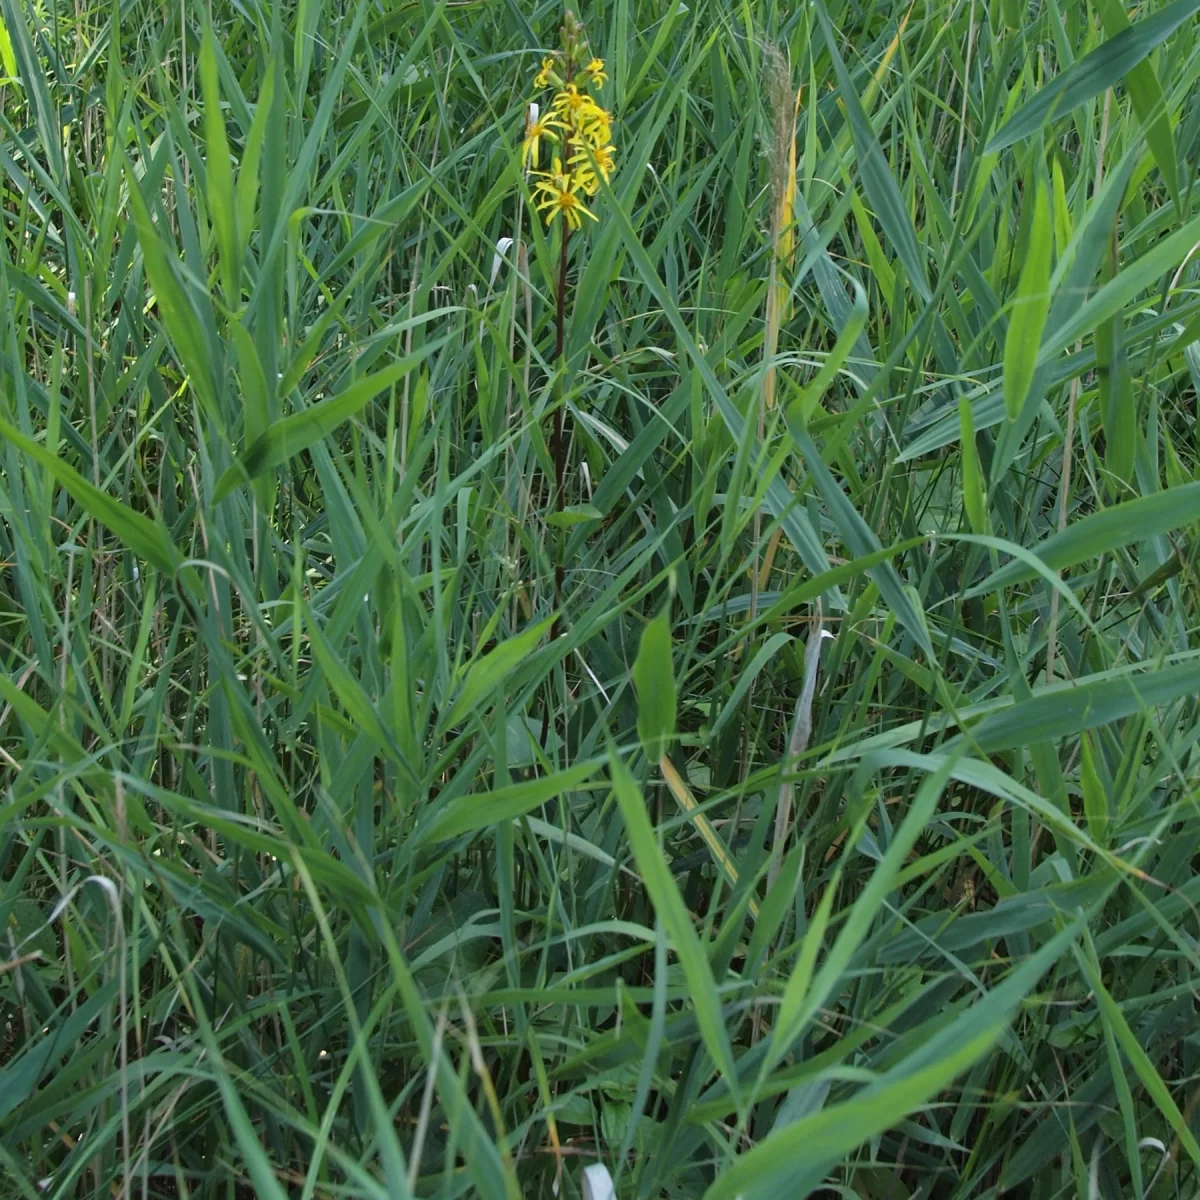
[230, 322, 270, 455]
[1079, 732, 1110, 847]
[235, 50, 276, 246]
[743, 840, 805, 972]
[969, 482, 1200, 592]
[0, 416, 182, 575]
[124, 152, 222, 420]
[1051, 158, 1072, 258]
[0, 10, 17, 79]
[421, 761, 604, 844]
[200, 25, 240, 305]
[445, 617, 553, 729]
[610, 752, 739, 1100]
[958, 659, 1200, 754]
[1003, 176, 1052, 423]
[633, 605, 677, 761]
[545, 503, 603, 528]
[214, 346, 443, 501]
[1095, 238, 1136, 488]
[986, 0, 1200, 152]
[958, 397, 987, 534]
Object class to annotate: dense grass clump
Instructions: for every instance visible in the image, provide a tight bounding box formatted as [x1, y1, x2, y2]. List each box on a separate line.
[2, 0, 1200, 1195]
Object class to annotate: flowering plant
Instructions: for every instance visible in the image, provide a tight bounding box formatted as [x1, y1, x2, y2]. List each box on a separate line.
[522, 28, 615, 230]
[517, 14, 616, 621]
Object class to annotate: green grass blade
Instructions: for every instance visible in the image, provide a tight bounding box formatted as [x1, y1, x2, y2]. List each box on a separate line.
[609, 749, 740, 1104]
[969, 482, 1200, 592]
[986, 0, 1200, 152]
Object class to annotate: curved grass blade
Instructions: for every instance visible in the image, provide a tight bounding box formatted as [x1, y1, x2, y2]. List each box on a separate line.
[957, 659, 1200, 754]
[214, 343, 444, 501]
[711, 919, 1083, 1198]
[0, 415, 182, 575]
[986, 0, 1200, 153]
[967, 482, 1200, 592]
[609, 749, 740, 1105]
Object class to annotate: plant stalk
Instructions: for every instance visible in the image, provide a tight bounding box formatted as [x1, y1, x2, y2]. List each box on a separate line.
[551, 202, 573, 638]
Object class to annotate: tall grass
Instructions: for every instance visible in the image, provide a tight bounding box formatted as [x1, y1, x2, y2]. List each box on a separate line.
[1, 0, 1199, 1195]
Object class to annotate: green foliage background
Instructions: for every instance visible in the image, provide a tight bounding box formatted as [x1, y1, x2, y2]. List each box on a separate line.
[1, 0, 1200, 1195]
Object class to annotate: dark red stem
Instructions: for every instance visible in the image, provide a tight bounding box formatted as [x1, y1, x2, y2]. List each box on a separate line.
[550, 50, 577, 640]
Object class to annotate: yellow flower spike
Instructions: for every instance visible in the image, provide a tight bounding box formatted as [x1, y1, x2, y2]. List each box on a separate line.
[583, 58, 608, 87]
[531, 156, 598, 230]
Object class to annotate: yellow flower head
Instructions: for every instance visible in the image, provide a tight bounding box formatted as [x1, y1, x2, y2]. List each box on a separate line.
[534, 56, 557, 89]
[583, 58, 608, 87]
[522, 103, 561, 170]
[578, 104, 611, 149]
[552, 84, 595, 124]
[551, 85, 612, 146]
[568, 142, 616, 195]
[531, 156, 598, 230]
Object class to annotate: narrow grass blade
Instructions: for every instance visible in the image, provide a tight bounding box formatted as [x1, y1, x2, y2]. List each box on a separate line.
[787, 423, 932, 657]
[957, 660, 1200, 754]
[633, 604, 677, 761]
[968, 482, 1200, 592]
[713, 918, 1082, 1198]
[444, 616, 553, 729]
[609, 750, 740, 1102]
[0, 0, 63, 180]
[1094, 0, 1180, 209]
[986, 0, 1200, 152]
[0, 416, 182, 574]
[420, 761, 604, 845]
[813, 0, 928, 300]
[1003, 175, 1052, 423]
[215, 345, 444, 500]
[1075, 939, 1200, 1170]
[770, 757, 955, 1064]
